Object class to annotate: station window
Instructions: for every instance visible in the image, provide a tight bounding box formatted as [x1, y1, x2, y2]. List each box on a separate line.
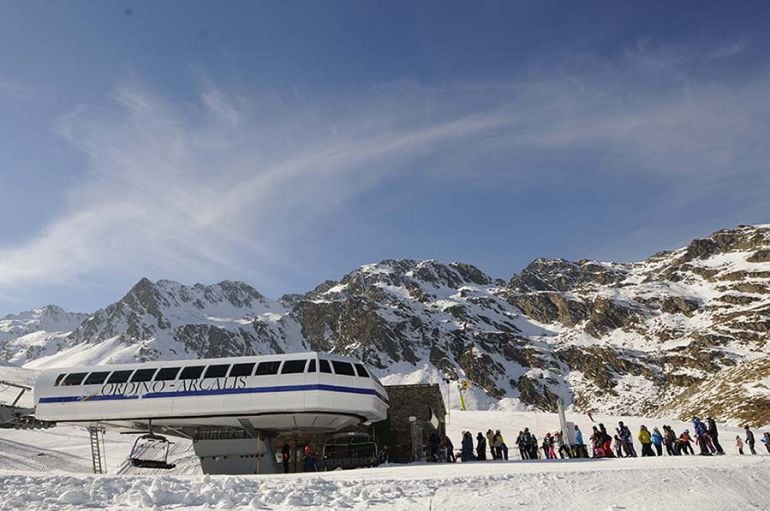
[229, 363, 256, 377]
[254, 361, 281, 376]
[281, 360, 307, 374]
[204, 364, 230, 379]
[331, 361, 355, 376]
[130, 368, 158, 382]
[62, 372, 88, 386]
[307, 360, 316, 373]
[155, 367, 181, 381]
[318, 359, 332, 374]
[84, 371, 111, 385]
[354, 364, 370, 378]
[107, 370, 133, 384]
[179, 366, 205, 380]
[55, 373, 67, 386]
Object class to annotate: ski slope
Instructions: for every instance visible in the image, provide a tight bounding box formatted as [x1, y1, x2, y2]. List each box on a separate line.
[0, 410, 768, 510]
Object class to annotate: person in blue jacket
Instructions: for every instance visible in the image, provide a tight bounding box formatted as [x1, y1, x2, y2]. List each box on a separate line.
[573, 425, 587, 458]
[651, 427, 664, 456]
[693, 417, 711, 456]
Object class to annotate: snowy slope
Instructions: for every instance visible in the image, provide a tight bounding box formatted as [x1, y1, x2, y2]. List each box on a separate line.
[0, 410, 768, 511]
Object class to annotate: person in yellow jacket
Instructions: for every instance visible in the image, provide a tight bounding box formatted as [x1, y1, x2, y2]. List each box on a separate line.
[493, 429, 508, 460]
[486, 429, 496, 459]
[638, 425, 655, 457]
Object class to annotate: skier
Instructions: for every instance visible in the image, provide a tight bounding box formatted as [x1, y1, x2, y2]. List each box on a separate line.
[495, 430, 509, 460]
[662, 426, 674, 455]
[556, 432, 570, 459]
[442, 434, 456, 463]
[599, 424, 614, 457]
[651, 427, 664, 456]
[281, 443, 291, 473]
[762, 432, 770, 454]
[530, 434, 539, 459]
[476, 432, 487, 461]
[678, 430, 694, 455]
[522, 428, 535, 459]
[378, 445, 390, 464]
[617, 421, 636, 457]
[744, 425, 756, 455]
[461, 431, 474, 462]
[666, 426, 681, 455]
[302, 445, 318, 472]
[516, 431, 528, 460]
[706, 417, 724, 455]
[574, 425, 587, 458]
[638, 425, 654, 456]
[613, 435, 623, 458]
[692, 417, 711, 456]
[735, 435, 744, 455]
[542, 434, 552, 459]
[486, 429, 496, 459]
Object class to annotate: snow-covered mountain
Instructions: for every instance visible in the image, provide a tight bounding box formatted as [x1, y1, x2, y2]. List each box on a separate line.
[25, 279, 304, 368]
[0, 305, 88, 365]
[2, 224, 769, 424]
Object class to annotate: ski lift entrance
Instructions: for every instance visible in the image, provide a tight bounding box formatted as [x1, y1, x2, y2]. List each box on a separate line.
[321, 431, 378, 470]
[128, 420, 176, 470]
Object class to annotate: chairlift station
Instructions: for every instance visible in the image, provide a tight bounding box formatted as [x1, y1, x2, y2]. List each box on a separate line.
[24, 352, 391, 474]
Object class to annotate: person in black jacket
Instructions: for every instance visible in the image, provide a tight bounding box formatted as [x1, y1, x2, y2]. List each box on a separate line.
[744, 425, 757, 455]
[281, 443, 291, 473]
[476, 432, 487, 461]
[706, 417, 724, 454]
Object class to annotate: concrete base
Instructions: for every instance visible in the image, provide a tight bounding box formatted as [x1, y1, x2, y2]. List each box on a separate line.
[193, 433, 278, 474]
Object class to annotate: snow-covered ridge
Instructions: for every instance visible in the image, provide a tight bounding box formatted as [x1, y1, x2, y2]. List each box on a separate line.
[1, 224, 769, 423]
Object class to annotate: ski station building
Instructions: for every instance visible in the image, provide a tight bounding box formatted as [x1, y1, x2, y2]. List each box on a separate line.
[1, 352, 446, 474]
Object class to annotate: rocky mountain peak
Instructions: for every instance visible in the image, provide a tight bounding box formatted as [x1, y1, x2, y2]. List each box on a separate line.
[677, 224, 770, 263]
[508, 257, 627, 292]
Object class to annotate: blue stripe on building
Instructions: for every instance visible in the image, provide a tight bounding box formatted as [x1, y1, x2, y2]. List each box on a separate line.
[39, 383, 389, 405]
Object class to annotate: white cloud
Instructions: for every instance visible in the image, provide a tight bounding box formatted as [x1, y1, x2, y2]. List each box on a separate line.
[0, 42, 768, 293]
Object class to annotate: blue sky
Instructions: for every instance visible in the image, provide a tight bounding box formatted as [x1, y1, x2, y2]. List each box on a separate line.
[1, 0, 769, 314]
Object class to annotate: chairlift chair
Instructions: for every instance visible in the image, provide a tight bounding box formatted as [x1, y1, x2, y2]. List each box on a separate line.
[128, 421, 176, 470]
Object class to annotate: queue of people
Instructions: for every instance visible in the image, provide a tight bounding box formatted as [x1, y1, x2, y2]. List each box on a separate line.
[433, 416, 769, 463]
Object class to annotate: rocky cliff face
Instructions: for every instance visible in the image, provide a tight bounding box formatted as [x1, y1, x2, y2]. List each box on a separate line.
[3, 224, 769, 424]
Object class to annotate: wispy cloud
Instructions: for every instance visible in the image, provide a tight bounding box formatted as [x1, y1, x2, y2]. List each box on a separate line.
[0, 76, 34, 98]
[0, 41, 768, 293]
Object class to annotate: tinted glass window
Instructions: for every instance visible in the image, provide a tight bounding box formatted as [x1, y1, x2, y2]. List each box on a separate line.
[155, 367, 181, 381]
[229, 363, 255, 377]
[55, 374, 67, 386]
[319, 359, 332, 373]
[130, 368, 158, 382]
[255, 361, 281, 376]
[84, 371, 111, 385]
[354, 364, 370, 378]
[62, 372, 88, 386]
[307, 360, 316, 373]
[281, 360, 307, 374]
[332, 361, 355, 376]
[204, 364, 230, 379]
[107, 370, 133, 384]
[180, 366, 205, 380]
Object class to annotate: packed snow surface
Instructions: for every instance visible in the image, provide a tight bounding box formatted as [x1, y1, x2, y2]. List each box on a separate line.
[1, 410, 769, 510]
